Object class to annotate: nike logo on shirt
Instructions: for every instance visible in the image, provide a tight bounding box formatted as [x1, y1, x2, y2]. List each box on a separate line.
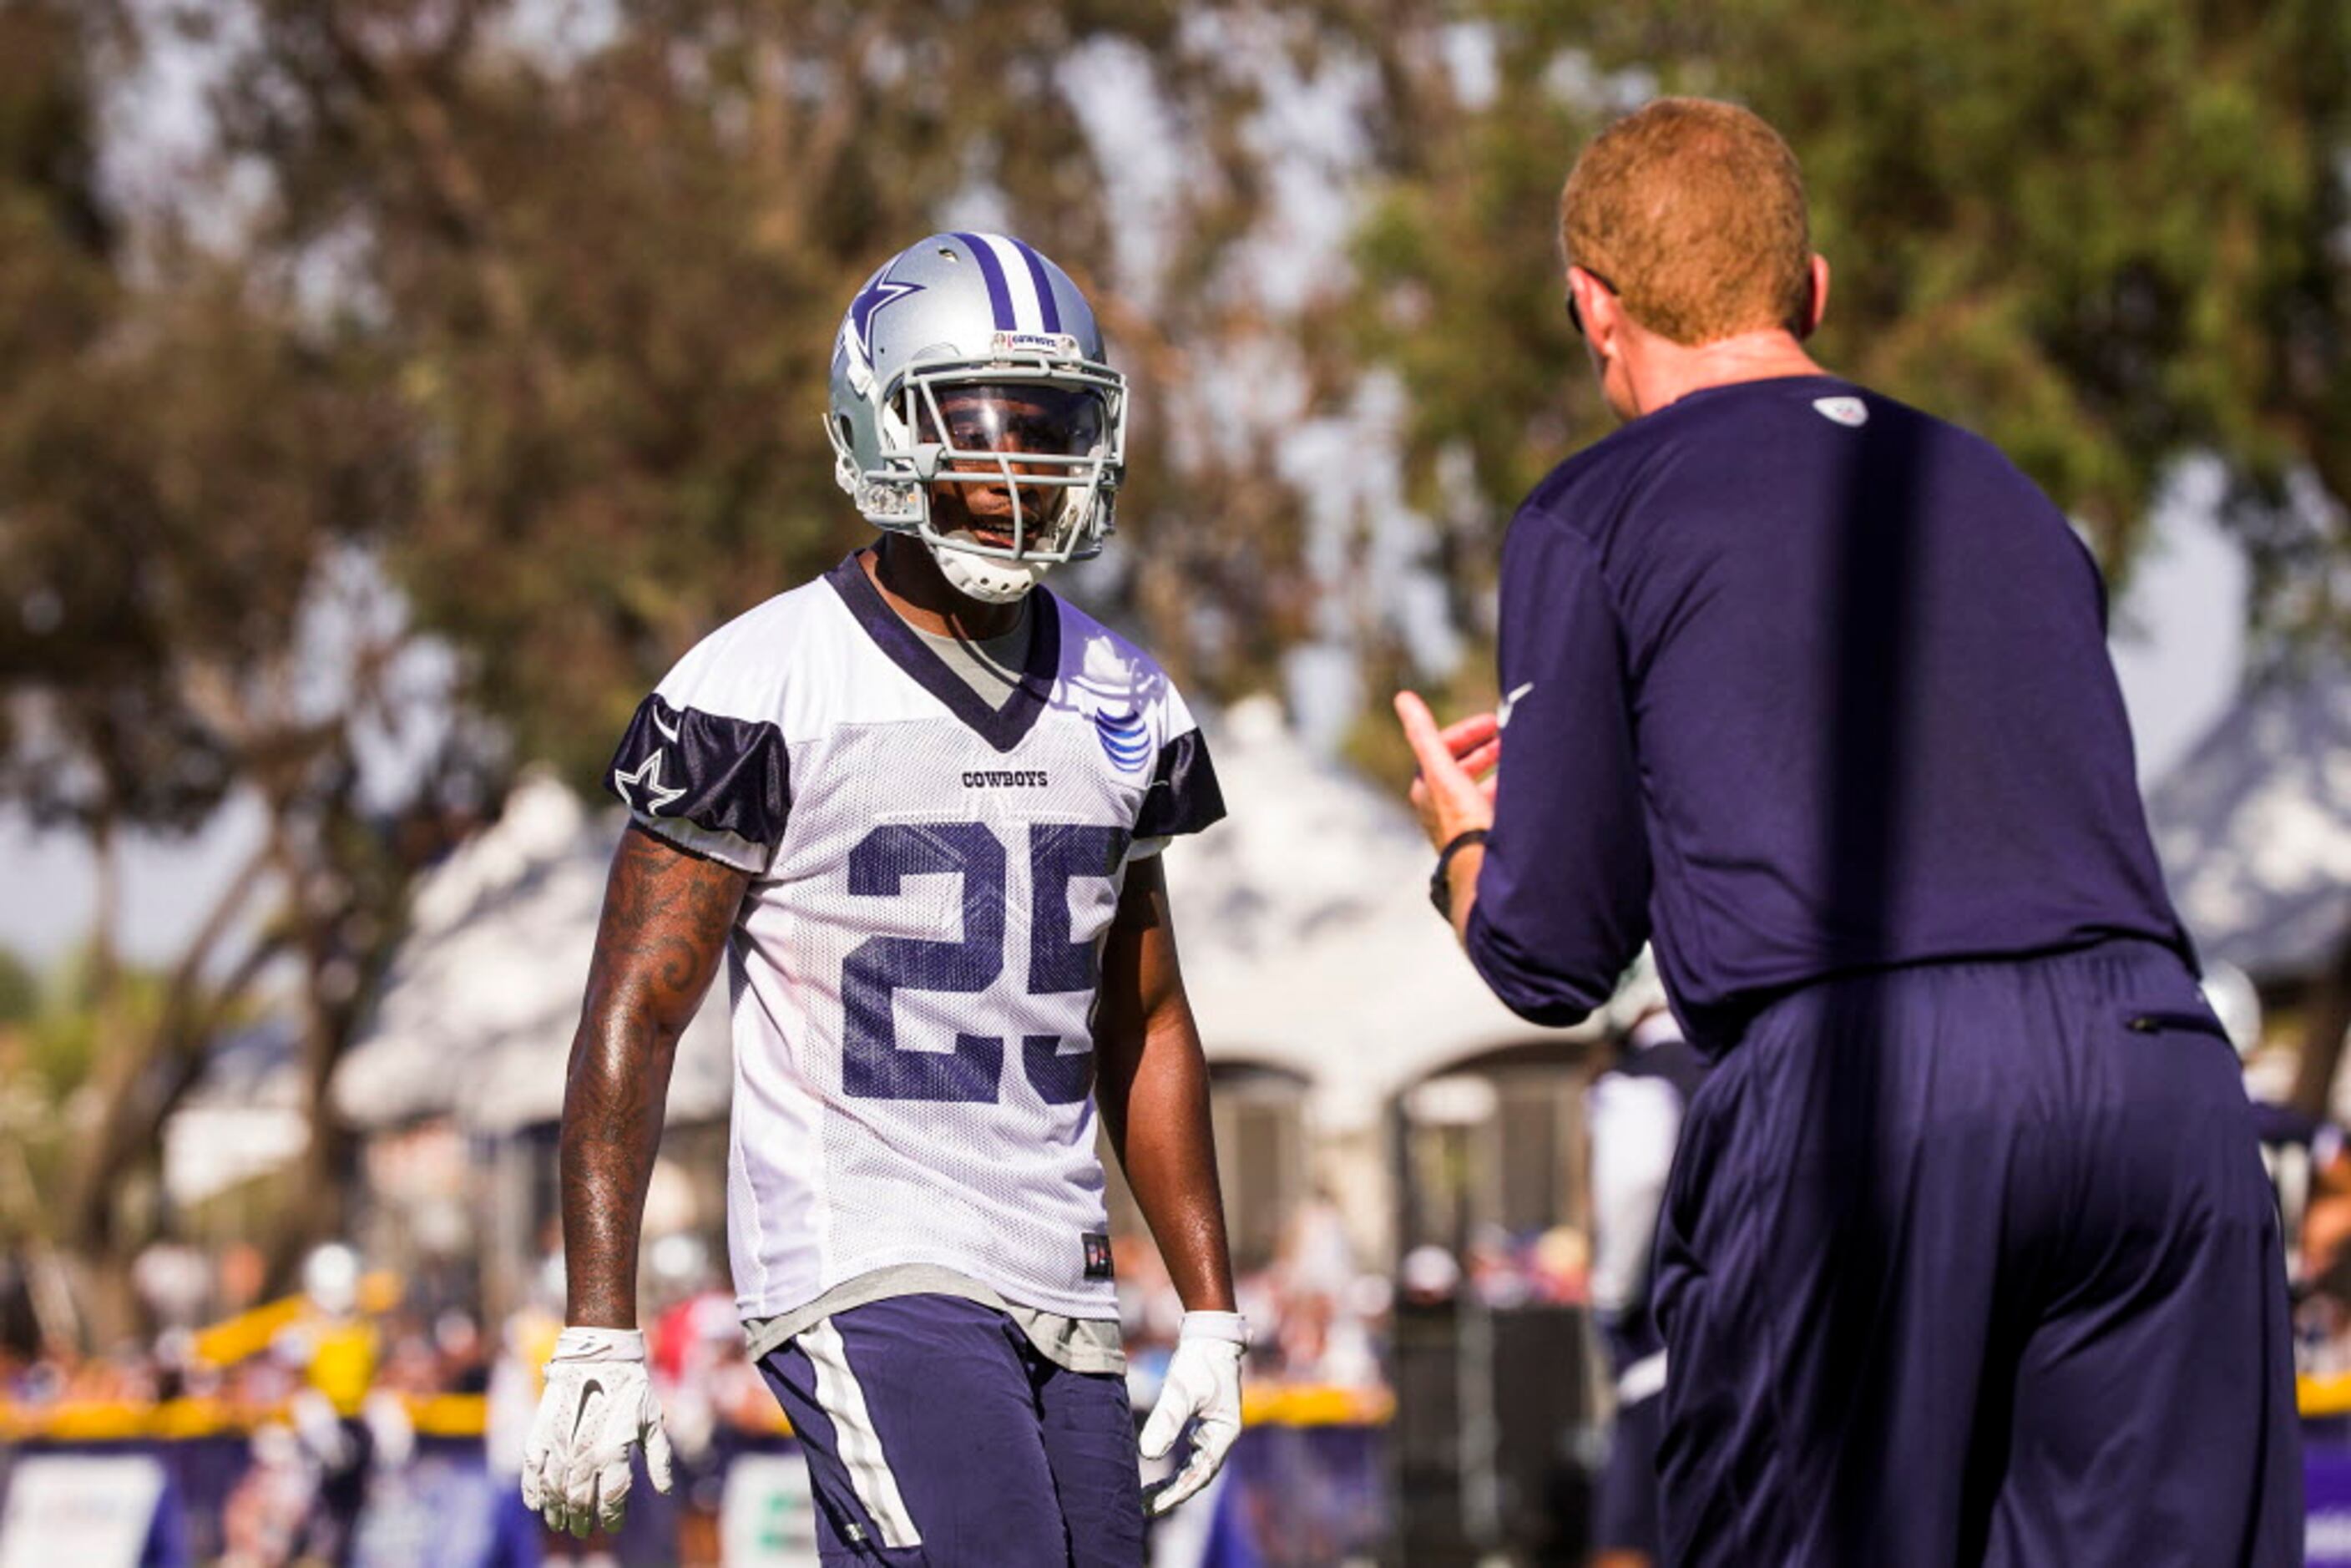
[1497, 682, 1535, 729]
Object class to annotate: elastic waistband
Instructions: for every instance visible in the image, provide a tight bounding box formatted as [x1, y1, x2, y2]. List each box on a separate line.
[1738, 934, 2197, 1043]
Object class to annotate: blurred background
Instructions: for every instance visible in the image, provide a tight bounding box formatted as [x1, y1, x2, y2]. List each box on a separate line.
[2, 0, 2348, 1564]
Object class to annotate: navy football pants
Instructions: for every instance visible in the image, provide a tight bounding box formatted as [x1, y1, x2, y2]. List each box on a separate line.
[757, 1295, 1144, 1566]
[1653, 939, 2301, 1566]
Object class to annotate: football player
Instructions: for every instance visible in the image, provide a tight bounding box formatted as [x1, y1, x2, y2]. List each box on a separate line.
[520, 233, 1245, 1565]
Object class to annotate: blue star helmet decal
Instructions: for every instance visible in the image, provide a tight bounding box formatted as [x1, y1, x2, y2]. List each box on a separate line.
[845, 263, 925, 365]
[1093, 707, 1151, 773]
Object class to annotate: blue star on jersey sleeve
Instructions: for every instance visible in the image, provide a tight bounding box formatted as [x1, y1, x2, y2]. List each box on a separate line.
[604, 693, 791, 870]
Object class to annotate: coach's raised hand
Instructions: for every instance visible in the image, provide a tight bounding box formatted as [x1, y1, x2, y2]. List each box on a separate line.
[1397, 690, 1500, 938]
[1395, 691, 1499, 847]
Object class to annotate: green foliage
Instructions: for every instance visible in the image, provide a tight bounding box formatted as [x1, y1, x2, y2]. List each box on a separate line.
[204, 0, 1329, 785]
[0, 1, 416, 835]
[0, 948, 35, 1026]
[0, 948, 149, 1242]
[1349, 0, 2351, 645]
[15, 948, 137, 1100]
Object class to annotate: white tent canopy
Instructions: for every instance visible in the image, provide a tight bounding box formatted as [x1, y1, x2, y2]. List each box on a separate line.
[334, 697, 1572, 1140]
[1155, 699, 1576, 1130]
[2149, 662, 2351, 984]
[333, 776, 735, 1136]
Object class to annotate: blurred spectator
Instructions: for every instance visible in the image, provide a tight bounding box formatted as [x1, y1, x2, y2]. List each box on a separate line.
[2209, 962, 2351, 1378]
[1399, 1244, 1461, 1307]
[435, 1309, 489, 1395]
[220, 1421, 319, 1568]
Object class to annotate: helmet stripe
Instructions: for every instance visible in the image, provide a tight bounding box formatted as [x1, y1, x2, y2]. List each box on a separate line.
[1005, 237, 1064, 333]
[951, 231, 1018, 330]
[972, 232, 1047, 332]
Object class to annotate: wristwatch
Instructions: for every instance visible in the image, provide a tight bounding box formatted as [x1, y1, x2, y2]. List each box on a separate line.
[1428, 828, 1490, 920]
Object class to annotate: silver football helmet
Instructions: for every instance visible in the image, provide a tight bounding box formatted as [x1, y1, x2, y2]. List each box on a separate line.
[827, 232, 1126, 603]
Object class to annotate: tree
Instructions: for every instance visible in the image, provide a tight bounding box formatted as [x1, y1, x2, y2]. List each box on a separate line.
[0, 0, 1426, 1329]
[0, 0, 478, 1331]
[203, 0, 1366, 785]
[1348, 0, 2351, 640]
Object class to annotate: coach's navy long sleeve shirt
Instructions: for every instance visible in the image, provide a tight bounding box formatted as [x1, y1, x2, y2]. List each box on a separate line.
[1464, 376, 2190, 1048]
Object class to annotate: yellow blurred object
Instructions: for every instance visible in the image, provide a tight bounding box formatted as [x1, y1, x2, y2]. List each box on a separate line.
[149, 1397, 236, 1439]
[2301, 1371, 2351, 1418]
[307, 1320, 378, 1416]
[356, 1272, 402, 1315]
[189, 1270, 404, 1370]
[407, 1393, 491, 1438]
[23, 1400, 151, 1441]
[0, 1381, 1399, 1439]
[1241, 1383, 1394, 1427]
[190, 1295, 306, 1369]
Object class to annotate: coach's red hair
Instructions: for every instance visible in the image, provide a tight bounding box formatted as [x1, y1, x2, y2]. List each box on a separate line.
[1560, 97, 1814, 346]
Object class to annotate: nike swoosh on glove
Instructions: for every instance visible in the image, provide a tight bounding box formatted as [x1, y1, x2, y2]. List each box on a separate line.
[520, 1326, 675, 1537]
[1139, 1310, 1247, 1517]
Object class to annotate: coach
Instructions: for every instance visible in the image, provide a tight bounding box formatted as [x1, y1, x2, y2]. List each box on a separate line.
[1397, 98, 2298, 1565]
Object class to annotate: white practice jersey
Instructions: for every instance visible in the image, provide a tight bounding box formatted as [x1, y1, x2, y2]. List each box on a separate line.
[604, 554, 1224, 1323]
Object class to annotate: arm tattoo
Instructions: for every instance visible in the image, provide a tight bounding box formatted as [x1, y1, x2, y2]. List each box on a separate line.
[560, 823, 749, 1328]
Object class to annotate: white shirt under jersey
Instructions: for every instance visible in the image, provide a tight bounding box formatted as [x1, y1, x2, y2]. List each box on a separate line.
[604, 554, 1225, 1341]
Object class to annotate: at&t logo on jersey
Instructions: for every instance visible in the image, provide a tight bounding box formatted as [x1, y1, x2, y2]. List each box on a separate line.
[1092, 707, 1150, 773]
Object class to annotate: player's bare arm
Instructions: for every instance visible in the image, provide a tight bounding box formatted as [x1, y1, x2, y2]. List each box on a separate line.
[561, 822, 749, 1327]
[1094, 854, 1234, 1315]
[1095, 853, 1248, 1515]
[523, 822, 746, 1536]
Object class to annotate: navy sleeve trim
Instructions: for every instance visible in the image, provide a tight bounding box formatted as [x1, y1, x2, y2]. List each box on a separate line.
[605, 694, 791, 847]
[1133, 729, 1225, 840]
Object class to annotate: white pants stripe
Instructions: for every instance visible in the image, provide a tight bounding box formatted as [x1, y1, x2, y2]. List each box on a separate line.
[800, 1319, 923, 1548]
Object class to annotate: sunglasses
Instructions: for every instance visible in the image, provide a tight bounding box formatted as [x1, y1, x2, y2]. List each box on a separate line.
[1565, 266, 1618, 337]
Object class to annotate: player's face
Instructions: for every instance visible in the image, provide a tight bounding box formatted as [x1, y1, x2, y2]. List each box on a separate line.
[918, 382, 1107, 553]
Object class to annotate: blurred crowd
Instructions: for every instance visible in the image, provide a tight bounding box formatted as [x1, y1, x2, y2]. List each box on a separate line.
[0, 1216, 1411, 1565]
[9, 961, 2349, 1567]
[1118, 1193, 1398, 1393]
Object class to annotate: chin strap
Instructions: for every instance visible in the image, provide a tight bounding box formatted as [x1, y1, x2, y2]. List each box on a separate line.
[932, 539, 1050, 603]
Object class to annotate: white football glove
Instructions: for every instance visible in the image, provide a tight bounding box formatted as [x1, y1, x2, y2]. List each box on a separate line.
[521, 1327, 675, 1537]
[1139, 1310, 1247, 1518]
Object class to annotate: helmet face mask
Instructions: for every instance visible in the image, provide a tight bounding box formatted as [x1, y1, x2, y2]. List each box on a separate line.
[906, 367, 1120, 560]
[827, 235, 1127, 599]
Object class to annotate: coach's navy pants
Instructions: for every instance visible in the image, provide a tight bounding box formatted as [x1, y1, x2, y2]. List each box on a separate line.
[1653, 938, 2301, 1566]
[758, 1295, 1143, 1566]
